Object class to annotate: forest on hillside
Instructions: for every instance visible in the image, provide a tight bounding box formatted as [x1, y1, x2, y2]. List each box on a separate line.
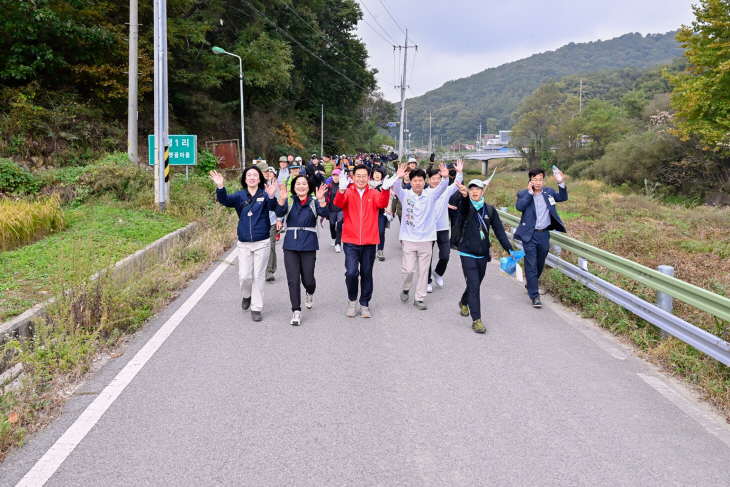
[0, 0, 396, 168]
[402, 32, 684, 145]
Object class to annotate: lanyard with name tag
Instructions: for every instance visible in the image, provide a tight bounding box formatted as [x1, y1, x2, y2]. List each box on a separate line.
[547, 195, 556, 205]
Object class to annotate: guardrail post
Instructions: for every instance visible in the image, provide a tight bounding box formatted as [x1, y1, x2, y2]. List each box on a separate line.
[578, 257, 588, 271]
[656, 265, 674, 339]
[551, 244, 562, 257]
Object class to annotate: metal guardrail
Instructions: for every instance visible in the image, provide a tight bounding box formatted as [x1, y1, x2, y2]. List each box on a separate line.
[497, 210, 730, 365]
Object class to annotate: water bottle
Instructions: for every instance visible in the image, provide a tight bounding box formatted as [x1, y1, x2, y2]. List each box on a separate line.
[552, 165, 560, 177]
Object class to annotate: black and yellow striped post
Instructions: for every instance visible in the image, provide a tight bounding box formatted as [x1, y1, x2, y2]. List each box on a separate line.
[164, 145, 170, 182]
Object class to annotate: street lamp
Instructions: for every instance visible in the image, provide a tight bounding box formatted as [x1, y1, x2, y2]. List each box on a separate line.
[212, 46, 246, 167]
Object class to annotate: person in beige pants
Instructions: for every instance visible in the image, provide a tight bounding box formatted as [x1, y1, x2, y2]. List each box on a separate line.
[390, 160, 463, 310]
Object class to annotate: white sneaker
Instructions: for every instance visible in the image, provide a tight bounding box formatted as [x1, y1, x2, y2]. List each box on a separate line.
[433, 272, 444, 287]
[335, 244, 341, 253]
[347, 301, 357, 317]
[427, 283, 433, 293]
[290, 311, 301, 326]
[305, 293, 313, 309]
[331, 240, 336, 247]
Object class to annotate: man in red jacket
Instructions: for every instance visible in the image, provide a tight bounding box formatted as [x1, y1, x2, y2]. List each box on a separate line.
[334, 164, 391, 318]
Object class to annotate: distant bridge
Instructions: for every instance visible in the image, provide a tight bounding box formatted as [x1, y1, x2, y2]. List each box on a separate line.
[465, 149, 522, 175]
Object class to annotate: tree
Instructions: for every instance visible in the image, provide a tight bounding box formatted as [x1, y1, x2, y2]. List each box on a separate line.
[666, 0, 730, 154]
[511, 81, 563, 164]
[486, 117, 498, 134]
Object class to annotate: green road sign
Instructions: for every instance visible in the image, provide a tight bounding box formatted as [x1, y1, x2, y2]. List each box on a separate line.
[148, 135, 197, 165]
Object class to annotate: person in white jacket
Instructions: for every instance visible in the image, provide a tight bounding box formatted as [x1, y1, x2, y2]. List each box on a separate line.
[426, 159, 464, 292]
[387, 161, 462, 310]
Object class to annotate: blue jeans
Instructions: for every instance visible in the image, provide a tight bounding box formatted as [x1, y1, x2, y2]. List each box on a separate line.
[522, 231, 550, 299]
[343, 243, 377, 306]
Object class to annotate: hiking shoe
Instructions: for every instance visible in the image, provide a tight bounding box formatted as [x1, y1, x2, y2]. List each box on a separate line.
[433, 272, 444, 287]
[524, 284, 528, 294]
[377, 250, 384, 261]
[400, 290, 409, 302]
[414, 300, 428, 310]
[427, 283, 433, 293]
[361, 306, 371, 318]
[241, 296, 251, 310]
[459, 300, 469, 317]
[305, 293, 314, 309]
[472, 319, 486, 333]
[290, 311, 301, 326]
[335, 244, 342, 253]
[347, 300, 357, 317]
[251, 310, 262, 322]
[532, 297, 543, 308]
[266, 273, 275, 282]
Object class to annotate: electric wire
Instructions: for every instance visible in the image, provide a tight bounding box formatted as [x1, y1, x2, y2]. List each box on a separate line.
[358, 0, 399, 45]
[276, 0, 394, 88]
[378, 0, 406, 37]
[359, 17, 396, 47]
[234, 0, 369, 91]
[408, 45, 417, 86]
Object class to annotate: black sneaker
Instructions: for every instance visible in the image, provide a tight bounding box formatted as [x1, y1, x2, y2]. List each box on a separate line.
[531, 297, 542, 308]
[400, 290, 409, 302]
[251, 310, 263, 321]
[241, 296, 251, 310]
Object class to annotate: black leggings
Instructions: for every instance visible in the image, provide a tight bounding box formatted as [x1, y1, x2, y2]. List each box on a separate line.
[428, 229, 451, 283]
[284, 250, 316, 311]
[329, 214, 343, 245]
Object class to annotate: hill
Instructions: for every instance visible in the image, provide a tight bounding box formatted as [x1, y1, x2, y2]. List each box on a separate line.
[402, 32, 684, 145]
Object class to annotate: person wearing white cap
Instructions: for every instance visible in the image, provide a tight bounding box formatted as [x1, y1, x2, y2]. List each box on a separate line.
[389, 162, 454, 310]
[452, 178, 514, 333]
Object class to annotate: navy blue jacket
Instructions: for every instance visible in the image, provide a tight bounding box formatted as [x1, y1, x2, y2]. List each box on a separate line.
[216, 187, 277, 243]
[275, 195, 330, 251]
[457, 196, 512, 258]
[513, 185, 568, 243]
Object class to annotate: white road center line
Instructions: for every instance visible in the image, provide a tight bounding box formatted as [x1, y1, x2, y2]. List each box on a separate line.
[16, 250, 237, 487]
[638, 373, 730, 448]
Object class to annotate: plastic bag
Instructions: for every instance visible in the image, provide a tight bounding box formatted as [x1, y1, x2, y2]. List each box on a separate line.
[500, 250, 525, 276]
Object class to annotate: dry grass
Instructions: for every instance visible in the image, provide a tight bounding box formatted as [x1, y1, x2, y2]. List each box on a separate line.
[0, 196, 67, 251]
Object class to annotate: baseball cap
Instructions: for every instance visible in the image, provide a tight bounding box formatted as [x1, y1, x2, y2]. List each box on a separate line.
[278, 156, 287, 162]
[290, 163, 302, 169]
[467, 179, 484, 189]
[332, 169, 341, 175]
[266, 167, 276, 173]
[295, 156, 303, 162]
[255, 160, 269, 172]
[408, 157, 417, 163]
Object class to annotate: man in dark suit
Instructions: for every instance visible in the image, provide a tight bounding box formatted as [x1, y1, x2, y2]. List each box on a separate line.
[513, 167, 568, 308]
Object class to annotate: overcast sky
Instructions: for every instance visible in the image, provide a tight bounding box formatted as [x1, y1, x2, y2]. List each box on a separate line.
[354, 0, 696, 102]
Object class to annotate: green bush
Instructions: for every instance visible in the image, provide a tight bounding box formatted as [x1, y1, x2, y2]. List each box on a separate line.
[565, 160, 598, 180]
[0, 158, 41, 194]
[195, 149, 218, 176]
[86, 153, 151, 201]
[594, 130, 682, 185]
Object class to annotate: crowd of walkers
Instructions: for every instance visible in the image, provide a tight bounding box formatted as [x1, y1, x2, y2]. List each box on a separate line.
[210, 152, 567, 334]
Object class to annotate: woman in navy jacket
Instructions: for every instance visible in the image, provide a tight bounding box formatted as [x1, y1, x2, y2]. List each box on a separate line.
[210, 167, 279, 322]
[274, 175, 329, 326]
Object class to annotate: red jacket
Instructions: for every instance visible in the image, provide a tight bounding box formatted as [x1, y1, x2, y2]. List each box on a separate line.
[333, 185, 391, 245]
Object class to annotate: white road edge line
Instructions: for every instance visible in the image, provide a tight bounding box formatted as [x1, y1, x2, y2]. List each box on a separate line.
[16, 250, 238, 487]
[638, 373, 730, 448]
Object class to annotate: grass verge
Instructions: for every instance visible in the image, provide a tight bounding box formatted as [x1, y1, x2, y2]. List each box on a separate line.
[0, 205, 237, 460]
[0, 196, 67, 252]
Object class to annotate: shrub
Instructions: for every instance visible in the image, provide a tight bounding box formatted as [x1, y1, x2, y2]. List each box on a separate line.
[86, 153, 151, 201]
[195, 149, 219, 176]
[0, 158, 41, 194]
[565, 160, 597, 180]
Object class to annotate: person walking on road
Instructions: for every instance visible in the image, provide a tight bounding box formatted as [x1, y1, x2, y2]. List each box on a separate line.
[276, 155, 290, 184]
[210, 167, 278, 322]
[260, 163, 282, 282]
[453, 179, 514, 333]
[274, 175, 329, 326]
[325, 169, 344, 252]
[514, 168, 568, 308]
[334, 164, 392, 318]
[391, 162, 452, 310]
[426, 161, 464, 292]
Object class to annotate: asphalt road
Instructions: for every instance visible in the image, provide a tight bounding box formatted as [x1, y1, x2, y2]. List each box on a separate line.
[2, 224, 730, 486]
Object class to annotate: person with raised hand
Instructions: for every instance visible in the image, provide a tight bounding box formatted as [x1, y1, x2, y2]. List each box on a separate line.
[426, 159, 464, 292]
[333, 163, 391, 318]
[452, 179, 514, 333]
[210, 167, 278, 322]
[391, 162, 451, 310]
[273, 175, 329, 326]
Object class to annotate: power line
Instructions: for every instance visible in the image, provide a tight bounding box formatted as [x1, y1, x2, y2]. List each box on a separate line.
[378, 0, 406, 37]
[408, 46, 417, 86]
[234, 0, 369, 91]
[359, 17, 396, 47]
[358, 1, 399, 45]
[276, 0, 394, 88]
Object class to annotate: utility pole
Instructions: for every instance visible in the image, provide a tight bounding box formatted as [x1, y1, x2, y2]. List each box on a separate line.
[127, 0, 138, 164]
[429, 109, 432, 154]
[397, 31, 408, 163]
[321, 105, 324, 159]
[579, 77, 583, 114]
[405, 108, 409, 156]
[154, 0, 169, 211]
[479, 122, 482, 150]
